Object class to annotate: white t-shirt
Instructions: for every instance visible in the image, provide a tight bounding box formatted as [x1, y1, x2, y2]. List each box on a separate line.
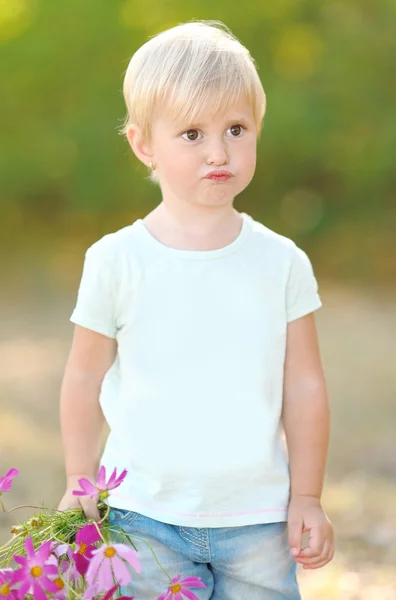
[70, 211, 322, 527]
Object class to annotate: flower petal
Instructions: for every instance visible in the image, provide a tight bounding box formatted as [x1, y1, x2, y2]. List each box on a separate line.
[0, 570, 12, 584]
[24, 537, 36, 561]
[96, 466, 107, 489]
[18, 580, 31, 598]
[11, 568, 27, 586]
[63, 561, 80, 584]
[3, 468, 19, 479]
[113, 545, 141, 574]
[95, 556, 113, 593]
[36, 541, 51, 564]
[76, 523, 102, 544]
[32, 581, 50, 600]
[12, 556, 27, 568]
[0, 469, 19, 492]
[84, 545, 96, 560]
[73, 552, 89, 576]
[111, 469, 127, 490]
[111, 556, 132, 586]
[106, 468, 117, 488]
[43, 564, 59, 578]
[102, 584, 120, 600]
[180, 588, 201, 600]
[180, 576, 206, 588]
[85, 553, 104, 585]
[73, 478, 98, 498]
[59, 559, 70, 575]
[52, 543, 70, 558]
[83, 583, 96, 600]
[41, 576, 60, 594]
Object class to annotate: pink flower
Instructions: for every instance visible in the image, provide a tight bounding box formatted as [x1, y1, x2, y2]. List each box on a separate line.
[50, 542, 79, 583]
[157, 575, 207, 600]
[0, 568, 19, 600]
[73, 466, 127, 500]
[49, 575, 68, 600]
[12, 537, 59, 599]
[84, 542, 141, 599]
[0, 469, 19, 494]
[72, 523, 102, 575]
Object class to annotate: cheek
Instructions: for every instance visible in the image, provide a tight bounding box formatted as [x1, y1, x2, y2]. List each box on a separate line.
[162, 150, 199, 188]
[155, 155, 195, 196]
[162, 146, 196, 172]
[238, 144, 256, 175]
[236, 144, 256, 188]
[243, 142, 257, 164]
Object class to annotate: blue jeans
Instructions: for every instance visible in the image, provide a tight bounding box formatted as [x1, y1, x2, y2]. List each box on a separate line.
[107, 508, 301, 599]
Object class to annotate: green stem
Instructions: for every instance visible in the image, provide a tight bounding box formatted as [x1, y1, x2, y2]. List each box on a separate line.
[62, 578, 84, 600]
[92, 520, 106, 545]
[0, 503, 75, 515]
[98, 502, 110, 525]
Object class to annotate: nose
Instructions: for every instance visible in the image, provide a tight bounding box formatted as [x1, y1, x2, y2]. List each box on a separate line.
[206, 137, 229, 166]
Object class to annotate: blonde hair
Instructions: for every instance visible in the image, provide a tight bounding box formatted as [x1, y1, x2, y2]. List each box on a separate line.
[119, 20, 266, 183]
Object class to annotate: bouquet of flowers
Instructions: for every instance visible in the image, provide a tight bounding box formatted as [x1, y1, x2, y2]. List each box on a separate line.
[0, 468, 206, 600]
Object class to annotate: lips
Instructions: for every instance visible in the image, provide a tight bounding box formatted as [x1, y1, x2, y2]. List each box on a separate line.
[205, 171, 233, 181]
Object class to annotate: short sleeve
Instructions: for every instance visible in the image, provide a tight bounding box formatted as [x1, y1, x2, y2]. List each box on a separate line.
[70, 243, 117, 338]
[286, 244, 323, 322]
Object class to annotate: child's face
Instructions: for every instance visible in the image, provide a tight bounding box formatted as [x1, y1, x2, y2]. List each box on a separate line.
[149, 94, 257, 209]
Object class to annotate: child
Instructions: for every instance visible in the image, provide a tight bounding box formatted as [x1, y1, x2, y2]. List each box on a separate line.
[58, 20, 334, 599]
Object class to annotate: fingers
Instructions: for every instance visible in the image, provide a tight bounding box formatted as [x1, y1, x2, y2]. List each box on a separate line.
[57, 499, 81, 511]
[57, 489, 100, 521]
[288, 516, 303, 555]
[79, 498, 101, 521]
[297, 526, 323, 558]
[302, 548, 334, 569]
[295, 539, 334, 569]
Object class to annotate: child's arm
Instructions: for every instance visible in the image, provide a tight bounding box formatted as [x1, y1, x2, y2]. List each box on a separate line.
[57, 325, 117, 519]
[282, 312, 334, 569]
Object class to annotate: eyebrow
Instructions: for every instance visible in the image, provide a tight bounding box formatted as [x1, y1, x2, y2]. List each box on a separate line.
[178, 116, 251, 130]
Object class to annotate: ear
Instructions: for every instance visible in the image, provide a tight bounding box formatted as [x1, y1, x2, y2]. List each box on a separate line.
[126, 124, 153, 168]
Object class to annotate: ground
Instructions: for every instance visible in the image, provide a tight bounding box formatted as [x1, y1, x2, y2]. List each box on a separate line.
[0, 283, 395, 598]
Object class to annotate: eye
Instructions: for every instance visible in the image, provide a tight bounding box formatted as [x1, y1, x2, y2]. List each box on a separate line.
[227, 124, 245, 137]
[180, 123, 246, 142]
[181, 129, 202, 141]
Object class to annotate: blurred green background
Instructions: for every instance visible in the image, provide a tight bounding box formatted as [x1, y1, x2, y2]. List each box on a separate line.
[1, 1, 395, 598]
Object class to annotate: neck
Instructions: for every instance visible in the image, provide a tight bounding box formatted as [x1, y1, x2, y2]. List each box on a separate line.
[141, 203, 244, 252]
[152, 201, 239, 237]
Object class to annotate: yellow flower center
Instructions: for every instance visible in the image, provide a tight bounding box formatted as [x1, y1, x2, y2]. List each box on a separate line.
[31, 566, 42, 577]
[54, 578, 64, 589]
[0, 584, 10, 596]
[104, 547, 116, 558]
[77, 542, 88, 555]
[171, 583, 182, 593]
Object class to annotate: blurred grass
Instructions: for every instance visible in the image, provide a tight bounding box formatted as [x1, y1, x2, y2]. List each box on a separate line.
[0, 281, 395, 597]
[2, 1, 396, 284]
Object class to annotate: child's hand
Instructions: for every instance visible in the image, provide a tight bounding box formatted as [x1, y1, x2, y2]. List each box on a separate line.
[287, 495, 334, 569]
[57, 475, 101, 521]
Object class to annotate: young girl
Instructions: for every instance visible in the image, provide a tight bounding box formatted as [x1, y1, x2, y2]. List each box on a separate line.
[58, 20, 334, 599]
